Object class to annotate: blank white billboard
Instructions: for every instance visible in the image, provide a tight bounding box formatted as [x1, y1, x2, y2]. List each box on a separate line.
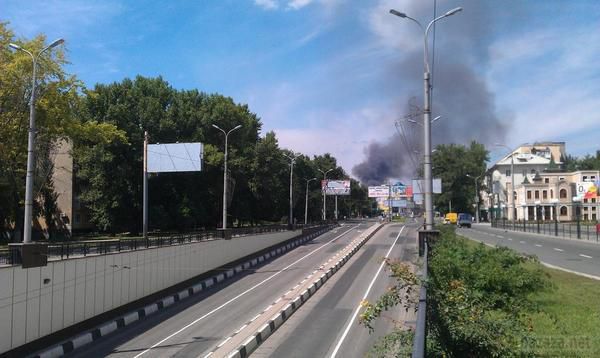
[412, 178, 442, 194]
[147, 143, 203, 173]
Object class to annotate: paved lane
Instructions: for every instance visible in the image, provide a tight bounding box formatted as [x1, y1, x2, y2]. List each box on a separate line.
[458, 223, 600, 278]
[253, 222, 418, 358]
[65, 222, 373, 358]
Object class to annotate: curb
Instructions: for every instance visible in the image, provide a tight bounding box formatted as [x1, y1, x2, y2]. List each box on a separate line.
[222, 223, 385, 358]
[30, 226, 336, 358]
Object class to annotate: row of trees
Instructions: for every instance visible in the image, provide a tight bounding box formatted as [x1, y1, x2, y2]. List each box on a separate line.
[0, 23, 373, 240]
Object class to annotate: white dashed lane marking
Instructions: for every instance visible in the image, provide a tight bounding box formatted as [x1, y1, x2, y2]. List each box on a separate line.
[580, 254, 593, 259]
[554, 248, 564, 252]
[535, 244, 542, 247]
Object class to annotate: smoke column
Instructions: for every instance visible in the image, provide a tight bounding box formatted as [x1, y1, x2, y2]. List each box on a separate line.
[353, 0, 515, 185]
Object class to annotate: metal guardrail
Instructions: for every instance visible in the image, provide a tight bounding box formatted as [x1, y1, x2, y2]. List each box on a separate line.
[1, 224, 320, 266]
[491, 219, 600, 241]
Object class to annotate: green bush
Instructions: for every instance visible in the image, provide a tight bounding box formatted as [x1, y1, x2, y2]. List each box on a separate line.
[427, 226, 550, 357]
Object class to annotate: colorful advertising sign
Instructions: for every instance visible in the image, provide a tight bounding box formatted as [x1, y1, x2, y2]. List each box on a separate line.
[369, 183, 413, 198]
[322, 180, 351, 195]
[575, 181, 599, 200]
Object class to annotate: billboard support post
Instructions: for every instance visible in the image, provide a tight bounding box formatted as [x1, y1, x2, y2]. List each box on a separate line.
[335, 195, 338, 220]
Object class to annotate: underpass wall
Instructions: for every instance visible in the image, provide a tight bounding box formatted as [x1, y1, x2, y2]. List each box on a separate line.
[0, 230, 300, 354]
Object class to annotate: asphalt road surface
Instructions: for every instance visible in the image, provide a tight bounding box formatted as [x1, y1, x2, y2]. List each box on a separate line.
[252, 221, 419, 358]
[458, 223, 600, 278]
[64, 222, 374, 358]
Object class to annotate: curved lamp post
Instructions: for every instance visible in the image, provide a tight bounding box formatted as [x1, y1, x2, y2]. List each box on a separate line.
[213, 124, 242, 230]
[389, 7, 462, 230]
[284, 152, 300, 228]
[9, 38, 64, 243]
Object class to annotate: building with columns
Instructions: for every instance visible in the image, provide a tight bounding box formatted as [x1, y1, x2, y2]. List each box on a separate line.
[485, 142, 599, 222]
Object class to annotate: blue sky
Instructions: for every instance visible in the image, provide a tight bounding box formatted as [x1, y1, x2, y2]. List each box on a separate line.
[2, 0, 600, 177]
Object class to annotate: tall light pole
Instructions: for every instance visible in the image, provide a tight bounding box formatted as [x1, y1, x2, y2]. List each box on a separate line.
[318, 168, 333, 221]
[466, 170, 486, 224]
[284, 152, 300, 228]
[390, 7, 462, 231]
[213, 124, 242, 230]
[496, 143, 516, 230]
[9, 38, 65, 243]
[305, 178, 317, 225]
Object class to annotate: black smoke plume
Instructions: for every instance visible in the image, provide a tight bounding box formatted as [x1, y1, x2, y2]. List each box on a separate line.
[353, 0, 516, 185]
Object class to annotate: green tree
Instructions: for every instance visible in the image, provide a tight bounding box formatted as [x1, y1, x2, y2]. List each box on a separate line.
[431, 141, 489, 215]
[0, 22, 123, 240]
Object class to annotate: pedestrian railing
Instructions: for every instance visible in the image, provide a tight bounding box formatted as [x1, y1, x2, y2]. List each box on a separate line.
[1, 224, 325, 266]
[491, 219, 600, 241]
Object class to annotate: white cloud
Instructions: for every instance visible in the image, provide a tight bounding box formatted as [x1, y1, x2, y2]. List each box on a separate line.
[487, 22, 600, 155]
[254, 0, 279, 10]
[288, 0, 313, 10]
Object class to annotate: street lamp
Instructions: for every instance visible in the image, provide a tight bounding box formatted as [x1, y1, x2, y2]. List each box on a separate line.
[495, 143, 516, 231]
[390, 7, 462, 230]
[318, 168, 333, 221]
[305, 178, 317, 225]
[283, 152, 300, 228]
[9, 38, 64, 243]
[213, 124, 242, 230]
[466, 169, 486, 223]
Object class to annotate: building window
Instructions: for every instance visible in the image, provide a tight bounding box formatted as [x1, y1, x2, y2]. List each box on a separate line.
[560, 206, 568, 216]
[560, 189, 567, 198]
[584, 198, 588, 204]
[593, 198, 597, 203]
[506, 169, 511, 177]
[514, 191, 517, 200]
[535, 191, 540, 199]
[583, 176, 588, 181]
[531, 169, 536, 174]
[527, 191, 532, 199]
[592, 176, 596, 180]
[550, 189, 553, 198]
[559, 177, 565, 181]
[543, 190, 547, 199]
[544, 178, 549, 183]
[75, 214, 81, 224]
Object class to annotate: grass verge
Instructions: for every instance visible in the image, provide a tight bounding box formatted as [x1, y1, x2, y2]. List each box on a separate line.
[461, 235, 600, 357]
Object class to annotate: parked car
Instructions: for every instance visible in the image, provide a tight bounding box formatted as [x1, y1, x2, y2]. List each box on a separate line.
[457, 213, 473, 228]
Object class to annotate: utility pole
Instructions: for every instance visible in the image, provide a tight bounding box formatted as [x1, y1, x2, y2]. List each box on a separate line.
[305, 178, 316, 225]
[143, 131, 148, 240]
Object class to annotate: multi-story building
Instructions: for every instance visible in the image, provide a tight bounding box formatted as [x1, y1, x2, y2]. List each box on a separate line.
[485, 142, 598, 221]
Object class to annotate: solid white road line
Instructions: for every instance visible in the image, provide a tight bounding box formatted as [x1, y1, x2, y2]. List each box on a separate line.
[554, 248, 564, 252]
[133, 225, 359, 358]
[329, 226, 406, 358]
[540, 262, 600, 281]
[580, 254, 593, 259]
[535, 244, 542, 247]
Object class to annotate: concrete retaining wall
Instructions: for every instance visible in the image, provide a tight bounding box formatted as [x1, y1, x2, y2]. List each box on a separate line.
[0, 230, 300, 354]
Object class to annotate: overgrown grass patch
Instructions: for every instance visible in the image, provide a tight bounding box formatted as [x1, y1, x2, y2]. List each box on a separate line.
[460, 233, 600, 357]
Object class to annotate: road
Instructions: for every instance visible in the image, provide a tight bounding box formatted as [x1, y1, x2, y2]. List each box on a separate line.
[458, 223, 600, 278]
[252, 222, 418, 358]
[64, 221, 375, 357]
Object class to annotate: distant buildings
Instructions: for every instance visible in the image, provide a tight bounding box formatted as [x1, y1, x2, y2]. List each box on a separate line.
[485, 142, 599, 222]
